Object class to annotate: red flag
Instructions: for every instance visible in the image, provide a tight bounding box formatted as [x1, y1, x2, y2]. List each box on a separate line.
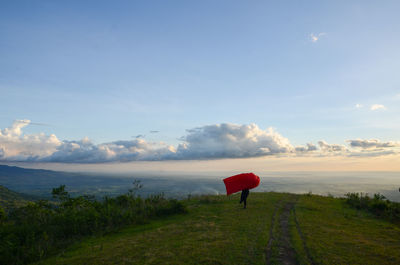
[223, 172, 260, 195]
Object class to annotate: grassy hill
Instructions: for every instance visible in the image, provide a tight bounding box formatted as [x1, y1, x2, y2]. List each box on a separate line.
[35, 192, 400, 265]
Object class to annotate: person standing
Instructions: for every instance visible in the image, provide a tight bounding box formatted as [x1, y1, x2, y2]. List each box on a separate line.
[239, 189, 250, 209]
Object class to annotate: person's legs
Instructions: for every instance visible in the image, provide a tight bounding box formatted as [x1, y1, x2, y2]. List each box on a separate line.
[243, 198, 247, 209]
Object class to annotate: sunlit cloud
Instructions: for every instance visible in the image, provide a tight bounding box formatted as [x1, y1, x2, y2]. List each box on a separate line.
[0, 120, 61, 160]
[370, 104, 386, 111]
[310, 32, 326, 43]
[318, 140, 348, 153]
[348, 150, 396, 157]
[1, 120, 399, 163]
[0, 121, 295, 162]
[355, 103, 363, 109]
[295, 143, 317, 153]
[176, 123, 294, 159]
[347, 139, 400, 149]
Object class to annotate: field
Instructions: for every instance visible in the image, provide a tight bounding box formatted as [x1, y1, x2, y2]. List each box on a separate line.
[34, 192, 400, 265]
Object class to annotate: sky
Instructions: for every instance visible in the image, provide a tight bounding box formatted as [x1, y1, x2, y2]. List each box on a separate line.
[1, 1, 400, 172]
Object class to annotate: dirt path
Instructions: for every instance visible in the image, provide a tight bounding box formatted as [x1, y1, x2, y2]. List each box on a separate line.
[266, 200, 298, 265]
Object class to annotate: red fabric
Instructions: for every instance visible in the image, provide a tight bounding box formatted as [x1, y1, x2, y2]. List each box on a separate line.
[223, 172, 260, 195]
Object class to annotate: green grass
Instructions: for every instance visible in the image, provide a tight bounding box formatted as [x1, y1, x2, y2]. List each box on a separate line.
[294, 194, 400, 265]
[290, 207, 310, 265]
[34, 192, 400, 265]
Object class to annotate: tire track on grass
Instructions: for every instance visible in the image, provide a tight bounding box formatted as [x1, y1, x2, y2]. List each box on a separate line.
[292, 205, 316, 265]
[265, 200, 280, 263]
[266, 197, 298, 265]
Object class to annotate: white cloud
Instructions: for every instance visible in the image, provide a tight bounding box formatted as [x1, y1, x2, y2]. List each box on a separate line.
[0, 121, 295, 162]
[44, 138, 176, 163]
[1, 120, 400, 162]
[347, 139, 400, 149]
[176, 123, 294, 159]
[370, 104, 386, 111]
[0, 120, 61, 161]
[310, 32, 326, 43]
[318, 140, 347, 153]
[295, 143, 317, 153]
[355, 103, 363, 109]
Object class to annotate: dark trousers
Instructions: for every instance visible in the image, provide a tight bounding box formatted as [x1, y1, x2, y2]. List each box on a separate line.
[240, 189, 249, 208]
[240, 197, 247, 208]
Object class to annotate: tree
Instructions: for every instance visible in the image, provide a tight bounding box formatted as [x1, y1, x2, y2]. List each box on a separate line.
[52, 185, 69, 201]
[0, 205, 6, 223]
[128, 180, 143, 197]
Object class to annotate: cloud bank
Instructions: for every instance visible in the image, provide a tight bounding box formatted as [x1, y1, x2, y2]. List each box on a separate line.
[0, 120, 399, 163]
[348, 139, 400, 149]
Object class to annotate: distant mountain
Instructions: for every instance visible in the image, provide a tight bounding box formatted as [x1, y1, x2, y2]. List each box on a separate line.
[0, 164, 132, 197]
[0, 165, 85, 193]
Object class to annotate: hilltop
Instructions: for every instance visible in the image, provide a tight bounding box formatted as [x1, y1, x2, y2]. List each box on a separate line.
[35, 192, 400, 265]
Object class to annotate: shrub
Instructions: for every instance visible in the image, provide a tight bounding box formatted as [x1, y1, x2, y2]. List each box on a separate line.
[0, 181, 186, 264]
[0, 206, 6, 224]
[345, 192, 400, 222]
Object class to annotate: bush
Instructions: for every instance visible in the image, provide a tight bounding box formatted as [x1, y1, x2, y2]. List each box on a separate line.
[0, 206, 6, 224]
[0, 182, 186, 264]
[345, 192, 400, 222]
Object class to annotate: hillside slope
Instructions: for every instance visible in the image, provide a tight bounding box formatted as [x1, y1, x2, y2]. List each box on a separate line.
[0, 165, 134, 198]
[36, 192, 400, 265]
[0, 185, 34, 209]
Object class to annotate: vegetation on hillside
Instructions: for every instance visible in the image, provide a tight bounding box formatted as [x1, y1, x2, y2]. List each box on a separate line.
[38, 192, 283, 265]
[345, 192, 400, 222]
[2, 180, 400, 265]
[0, 185, 33, 210]
[36, 192, 400, 265]
[0, 181, 186, 265]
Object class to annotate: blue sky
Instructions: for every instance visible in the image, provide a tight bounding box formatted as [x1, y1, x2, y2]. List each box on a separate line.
[1, 1, 400, 169]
